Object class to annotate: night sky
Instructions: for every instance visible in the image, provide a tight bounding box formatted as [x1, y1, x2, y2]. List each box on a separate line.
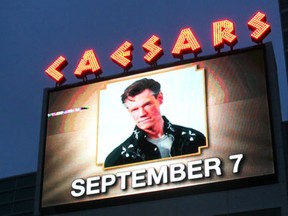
[0, 0, 287, 179]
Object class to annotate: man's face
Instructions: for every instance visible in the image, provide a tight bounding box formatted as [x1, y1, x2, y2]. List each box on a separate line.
[125, 89, 163, 132]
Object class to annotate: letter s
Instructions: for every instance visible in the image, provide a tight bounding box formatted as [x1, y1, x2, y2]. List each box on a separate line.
[71, 179, 85, 197]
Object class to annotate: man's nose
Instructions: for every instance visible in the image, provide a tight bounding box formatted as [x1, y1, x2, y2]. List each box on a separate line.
[139, 107, 147, 116]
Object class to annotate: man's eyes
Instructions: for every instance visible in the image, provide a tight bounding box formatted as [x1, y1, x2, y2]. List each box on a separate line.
[130, 102, 152, 113]
[131, 109, 138, 113]
[144, 102, 151, 107]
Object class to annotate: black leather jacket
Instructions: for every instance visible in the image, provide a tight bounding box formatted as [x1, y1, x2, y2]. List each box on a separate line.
[104, 116, 206, 168]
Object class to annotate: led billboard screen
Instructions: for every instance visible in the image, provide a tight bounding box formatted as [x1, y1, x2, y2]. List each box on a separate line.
[39, 44, 275, 212]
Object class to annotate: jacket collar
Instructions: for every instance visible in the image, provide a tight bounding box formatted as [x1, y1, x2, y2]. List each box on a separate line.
[132, 116, 175, 141]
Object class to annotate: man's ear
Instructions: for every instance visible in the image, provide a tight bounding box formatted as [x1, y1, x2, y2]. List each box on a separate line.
[157, 92, 163, 104]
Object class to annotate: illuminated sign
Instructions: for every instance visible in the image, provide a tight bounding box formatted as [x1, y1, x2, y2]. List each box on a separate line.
[44, 56, 67, 85]
[213, 20, 238, 52]
[110, 41, 134, 71]
[171, 27, 201, 59]
[248, 11, 271, 43]
[39, 43, 276, 213]
[142, 35, 163, 65]
[44, 11, 271, 85]
[74, 50, 102, 80]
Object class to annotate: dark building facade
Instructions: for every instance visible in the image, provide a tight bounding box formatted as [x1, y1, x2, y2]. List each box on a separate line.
[279, 0, 288, 82]
[0, 171, 285, 216]
[0, 173, 36, 216]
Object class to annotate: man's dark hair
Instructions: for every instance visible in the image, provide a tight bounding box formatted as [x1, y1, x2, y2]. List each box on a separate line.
[121, 78, 161, 104]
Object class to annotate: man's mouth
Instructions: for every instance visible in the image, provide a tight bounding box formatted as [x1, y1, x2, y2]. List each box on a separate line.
[138, 118, 151, 124]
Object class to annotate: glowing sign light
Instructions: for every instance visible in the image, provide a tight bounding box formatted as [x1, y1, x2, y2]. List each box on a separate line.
[172, 27, 202, 59]
[44, 11, 272, 84]
[110, 41, 134, 71]
[45, 56, 67, 85]
[47, 106, 89, 118]
[142, 35, 163, 65]
[248, 12, 271, 44]
[213, 20, 238, 52]
[74, 50, 102, 79]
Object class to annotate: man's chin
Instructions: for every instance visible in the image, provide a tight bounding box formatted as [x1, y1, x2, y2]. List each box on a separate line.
[137, 123, 153, 131]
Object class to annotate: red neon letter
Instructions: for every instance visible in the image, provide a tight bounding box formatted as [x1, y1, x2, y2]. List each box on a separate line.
[213, 20, 238, 51]
[74, 49, 102, 79]
[110, 41, 134, 71]
[142, 35, 163, 65]
[172, 27, 201, 59]
[45, 56, 67, 85]
[248, 12, 271, 43]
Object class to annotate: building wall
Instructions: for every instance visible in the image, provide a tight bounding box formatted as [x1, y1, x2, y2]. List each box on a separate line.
[0, 173, 36, 216]
[0, 170, 285, 216]
[279, 0, 288, 82]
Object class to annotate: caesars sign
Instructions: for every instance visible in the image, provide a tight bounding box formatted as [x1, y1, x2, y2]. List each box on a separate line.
[39, 43, 275, 212]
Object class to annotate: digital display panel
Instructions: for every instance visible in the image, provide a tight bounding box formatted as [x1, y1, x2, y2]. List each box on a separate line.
[39, 44, 275, 212]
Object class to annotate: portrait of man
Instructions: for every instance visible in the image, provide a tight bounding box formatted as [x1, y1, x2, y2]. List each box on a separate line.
[104, 78, 206, 168]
